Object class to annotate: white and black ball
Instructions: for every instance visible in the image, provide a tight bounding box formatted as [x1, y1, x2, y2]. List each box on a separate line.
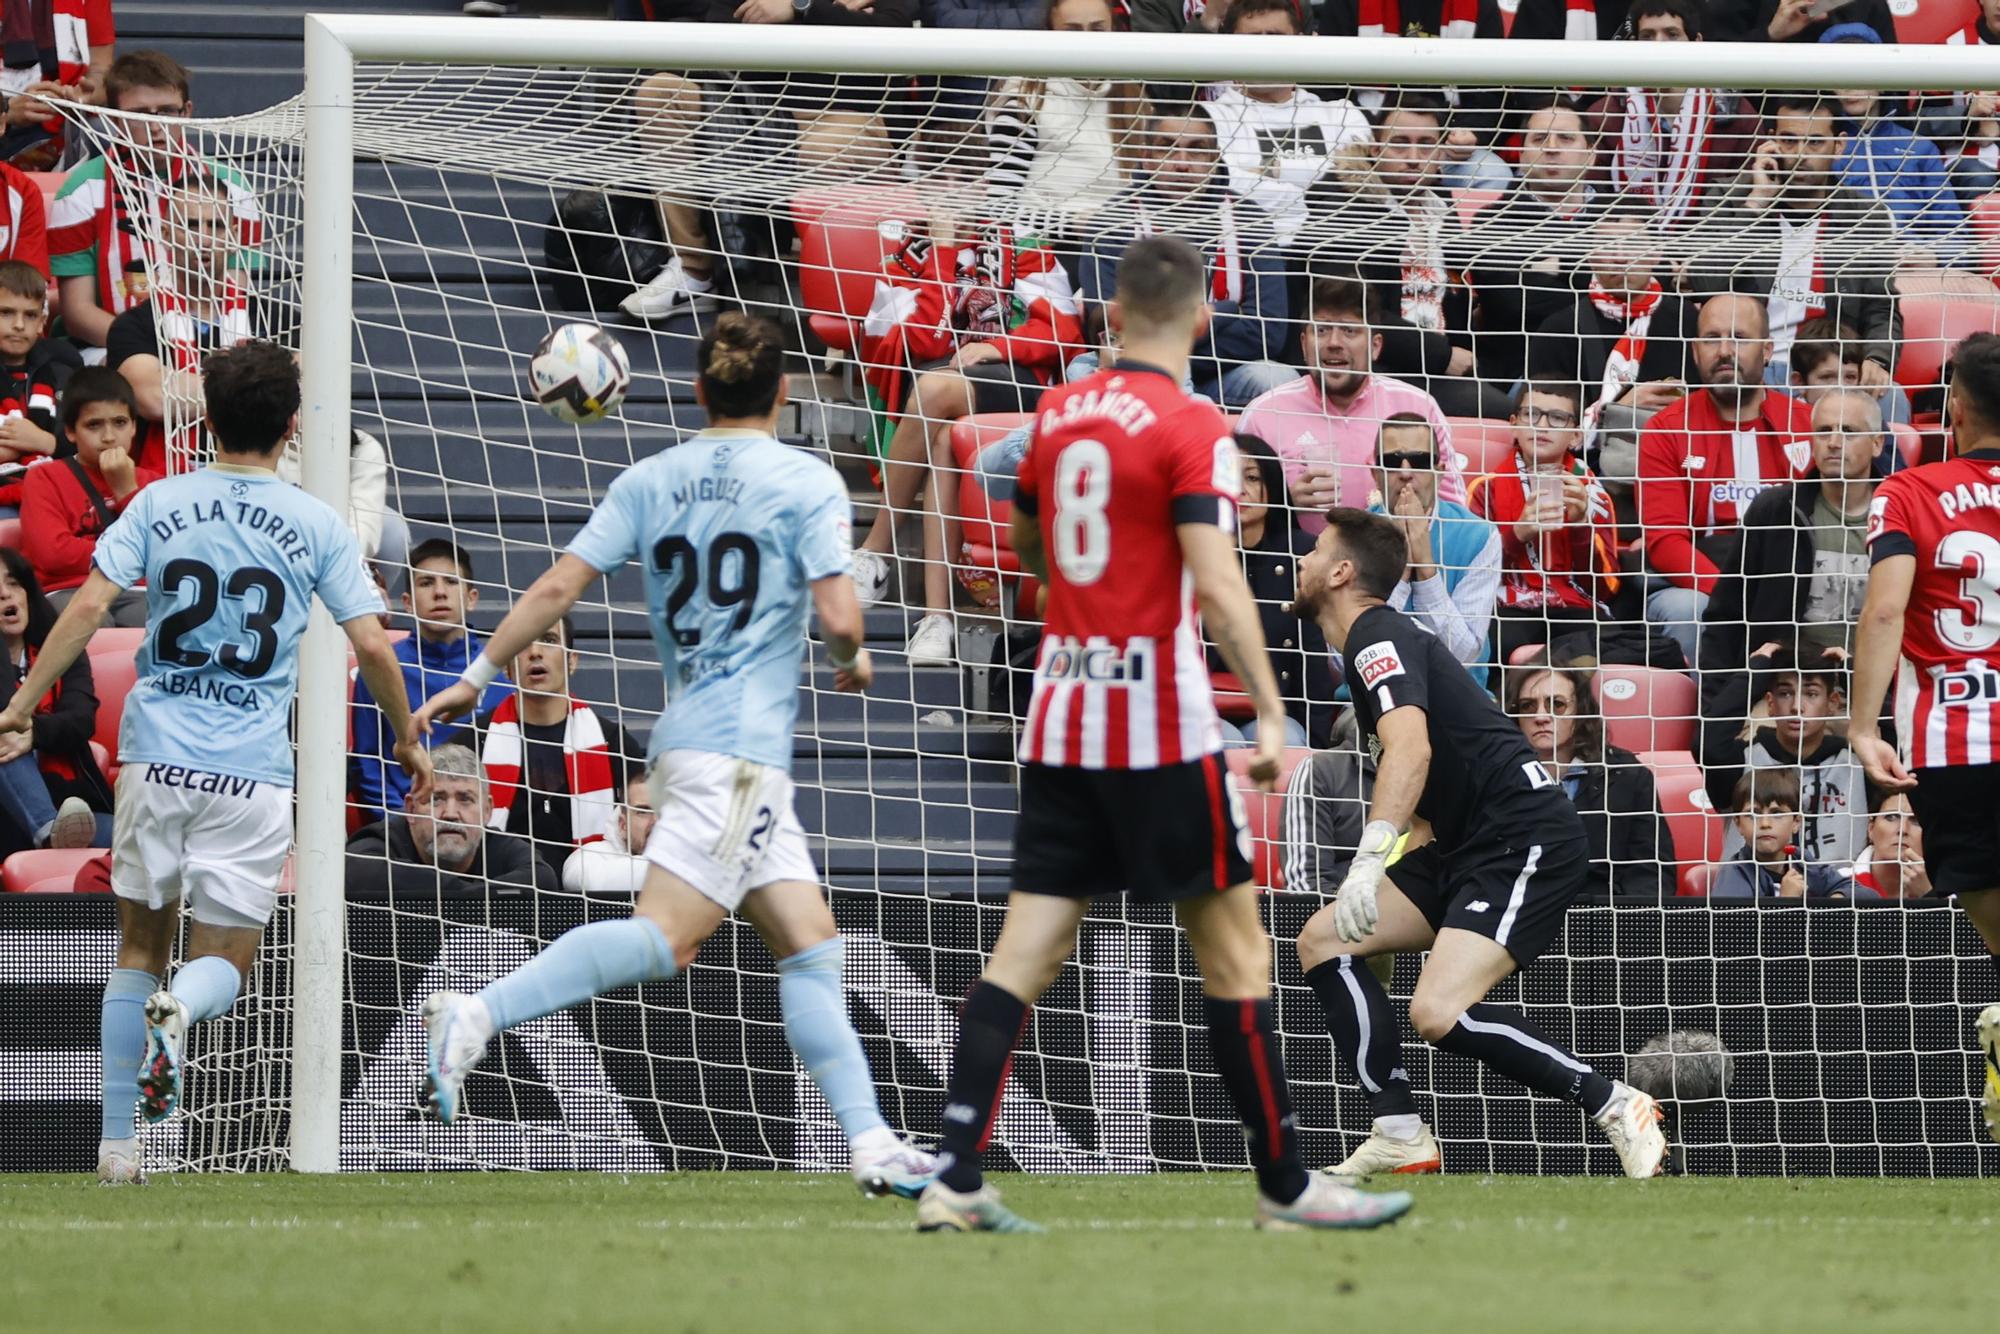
[529, 323, 631, 424]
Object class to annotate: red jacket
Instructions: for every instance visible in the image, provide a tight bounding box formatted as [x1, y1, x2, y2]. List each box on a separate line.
[1468, 452, 1619, 613]
[0, 161, 48, 279]
[19, 456, 161, 592]
[1637, 389, 1814, 595]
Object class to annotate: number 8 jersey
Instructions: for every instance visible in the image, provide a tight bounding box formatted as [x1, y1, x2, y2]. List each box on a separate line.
[1015, 363, 1239, 770]
[1866, 446, 2000, 768]
[92, 465, 383, 785]
[565, 429, 853, 773]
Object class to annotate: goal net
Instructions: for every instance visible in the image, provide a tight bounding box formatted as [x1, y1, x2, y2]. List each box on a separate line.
[71, 20, 2000, 1179]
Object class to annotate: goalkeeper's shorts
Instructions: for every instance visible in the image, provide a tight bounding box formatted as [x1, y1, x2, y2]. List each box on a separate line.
[1385, 830, 1590, 968]
[109, 763, 293, 929]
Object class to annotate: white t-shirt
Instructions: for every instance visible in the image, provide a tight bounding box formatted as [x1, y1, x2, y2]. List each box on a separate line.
[1202, 86, 1371, 238]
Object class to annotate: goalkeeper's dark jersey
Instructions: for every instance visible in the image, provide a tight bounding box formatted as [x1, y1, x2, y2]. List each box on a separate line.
[1342, 603, 1583, 857]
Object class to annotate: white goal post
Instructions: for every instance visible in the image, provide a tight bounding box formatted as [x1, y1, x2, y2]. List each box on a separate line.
[273, 16, 2000, 1176]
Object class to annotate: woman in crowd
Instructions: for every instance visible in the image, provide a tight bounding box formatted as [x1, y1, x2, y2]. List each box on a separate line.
[0, 547, 112, 860]
[1503, 655, 1675, 899]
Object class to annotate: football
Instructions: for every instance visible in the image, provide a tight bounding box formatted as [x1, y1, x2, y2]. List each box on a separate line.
[529, 322, 631, 423]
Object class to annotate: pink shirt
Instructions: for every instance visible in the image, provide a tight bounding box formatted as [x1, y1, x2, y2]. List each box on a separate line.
[1237, 373, 1465, 534]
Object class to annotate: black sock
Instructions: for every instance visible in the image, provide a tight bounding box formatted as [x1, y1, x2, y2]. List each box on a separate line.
[1989, 952, 1999, 996]
[1304, 956, 1418, 1119]
[1203, 996, 1310, 1204]
[1433, 1003, 1617, 1117]
[936, 981, 1028, 1193]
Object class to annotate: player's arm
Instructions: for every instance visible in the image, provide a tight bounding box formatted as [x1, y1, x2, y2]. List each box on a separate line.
[0, 569, 120, 735]
[809, 570, 873, 693]
[342, 612, 432, 808]
[413, 553, 601, 733]
[1849, 550, 1917, 792]
[1180, 520, 1287, 790]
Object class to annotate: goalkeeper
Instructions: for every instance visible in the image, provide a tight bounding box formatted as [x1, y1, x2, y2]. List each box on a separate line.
[1290, 508, 1668, 1180]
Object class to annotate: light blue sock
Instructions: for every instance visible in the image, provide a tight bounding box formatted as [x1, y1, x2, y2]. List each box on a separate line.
[101, 968, 157, 1141]
[480, 917, 677, 1032]
[778, 938, 887, 1143]
[170, 956, 242, 1022]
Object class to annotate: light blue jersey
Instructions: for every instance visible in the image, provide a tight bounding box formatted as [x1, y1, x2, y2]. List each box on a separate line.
[92, 464, 382, 786]
[566, 429, 851, 772]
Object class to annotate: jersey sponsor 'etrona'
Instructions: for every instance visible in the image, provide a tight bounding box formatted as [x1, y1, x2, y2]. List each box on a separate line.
[1015, 363, 1237, 771]
[1865, 447, 2000, 769]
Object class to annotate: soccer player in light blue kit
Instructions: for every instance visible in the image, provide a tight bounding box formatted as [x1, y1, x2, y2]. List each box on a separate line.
[415, 314, 934, 1197]
[0, 341, 432, 1185]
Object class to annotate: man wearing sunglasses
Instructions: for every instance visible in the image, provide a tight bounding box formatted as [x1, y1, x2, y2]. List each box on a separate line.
[1366, 413, 1500, 687]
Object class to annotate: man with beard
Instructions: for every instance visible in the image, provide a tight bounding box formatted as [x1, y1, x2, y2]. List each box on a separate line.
[1684, 92, 1900, 387]
[1237, 275, 1463, 534]
[345, 743, 560, 897]
[1076, 105, 1294, 407]
[1456, 101, 1606, 393]
[1636, 292, 1814, 666]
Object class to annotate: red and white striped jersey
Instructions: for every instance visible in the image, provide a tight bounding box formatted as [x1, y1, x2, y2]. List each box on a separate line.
[1016, 363, 1237, 770]
[1866, 447, 2000, 769]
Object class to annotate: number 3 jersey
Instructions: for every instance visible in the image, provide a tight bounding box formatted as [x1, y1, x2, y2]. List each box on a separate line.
[566, 429, 852, 773]
[1015, 362, 1238, 770]
[1866, 446, 2000, 769]
[91, 465, 382, 785]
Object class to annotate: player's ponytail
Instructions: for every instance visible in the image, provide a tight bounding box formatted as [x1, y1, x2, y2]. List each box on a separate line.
[696, 312, 785, 420]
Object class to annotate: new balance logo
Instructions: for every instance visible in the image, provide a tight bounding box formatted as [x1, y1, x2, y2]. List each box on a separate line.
[942, 1102, 979, 1125]
[1466, 900, 1490, 913]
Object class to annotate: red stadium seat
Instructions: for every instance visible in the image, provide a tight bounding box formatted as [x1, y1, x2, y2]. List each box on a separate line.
[1891, 0, 1980, 44]
[1452, 189, 1502, 226]
[1889, 421, 1924, 470]
[88, 627, 144, 658]
[947, 412, 1042, 613]
[1640, 749, 1724, 896]
[1, 847, 99, 893]
[1224, 745, 1311, 892]
[88, 650, 136, 775]
[1596, 664, 1696, 753]
[1681, 863, 1714, 898]
[1892, 296, 2000, 392]
[1445, 417, 1517, 479]
[0, 517, 16, 550]
[792, 186, 922, 354]
[1208, 670, 1257, 721]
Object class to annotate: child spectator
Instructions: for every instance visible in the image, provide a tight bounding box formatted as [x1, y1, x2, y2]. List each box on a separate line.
[1212, 433, 1336, 748]
[0, 546, 110, 860]
[448, 616, 636, 866]
[0, 257, 81, 516]
[1829, 42, 1968, 255]
[349, 538, 512, 821]
[20, 367, 153, 625]
[1237, 275, 1462, 534]
[1708, 768, 1864, 899]
[1635, 292, 1813, 666]
[1369, 413, 1500, 685]
[1466, 382, 1620, 665]
[562, 769, 656, 896]
[1706, 648, 1868, 870]
[1848, 790, 1932, 899]
[47, 52, 264, 351]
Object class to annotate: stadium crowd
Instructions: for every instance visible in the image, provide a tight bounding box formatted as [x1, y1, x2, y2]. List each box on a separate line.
[2, 0, 1999, 908]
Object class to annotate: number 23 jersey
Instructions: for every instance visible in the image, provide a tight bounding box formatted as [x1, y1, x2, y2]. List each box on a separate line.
[92, 465, 382, 786]
[1866, 446, 2000, 769]
[1015, 363, 1238, 770]
[566, 430, 852, 773]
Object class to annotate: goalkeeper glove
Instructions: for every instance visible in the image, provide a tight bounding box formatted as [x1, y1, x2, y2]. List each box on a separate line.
[1334, 820, 1401, 944]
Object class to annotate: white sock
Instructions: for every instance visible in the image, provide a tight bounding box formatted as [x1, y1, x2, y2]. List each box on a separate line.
[681, 268, 713, 292]
[1373, 1114, 1425, 1143]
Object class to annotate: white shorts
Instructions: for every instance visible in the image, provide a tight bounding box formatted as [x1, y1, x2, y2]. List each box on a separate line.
[643, 749, 817, 912]
[111, 763, 293, 928]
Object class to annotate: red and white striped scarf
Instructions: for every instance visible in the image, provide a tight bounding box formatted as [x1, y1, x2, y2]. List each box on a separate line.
[1583, 276, 1661, 443]
[1132, 194, 1242, 304]
[1612, 88, 1713, 229]
[153, 273, 251, 373]
[479, 693, 615, 847]
[1357, 0, 1481, 37]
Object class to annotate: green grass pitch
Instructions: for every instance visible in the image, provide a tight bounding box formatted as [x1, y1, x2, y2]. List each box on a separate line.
[2, 1172, 1988, 1333]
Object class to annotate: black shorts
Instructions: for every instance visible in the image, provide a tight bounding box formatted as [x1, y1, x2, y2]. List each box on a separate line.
[1909, 765, 2000, 898]
[916, 358, 1049, 417]
[1385, 830, 1590, 968]
[1012, 754, 1254, 902]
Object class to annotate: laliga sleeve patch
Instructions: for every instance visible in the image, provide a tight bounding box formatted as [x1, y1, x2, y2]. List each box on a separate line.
[1354, 641, 1405, 689]
[1864, 493, 1889, 546]
[1212, 436, 1240, 496]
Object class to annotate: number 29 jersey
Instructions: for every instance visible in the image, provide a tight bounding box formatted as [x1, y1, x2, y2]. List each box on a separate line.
[1015, 363, 1239, 770]
[566, 429, 853, 773]
[92, 465, 383, 786]
[1866, 446, 2000, 769]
